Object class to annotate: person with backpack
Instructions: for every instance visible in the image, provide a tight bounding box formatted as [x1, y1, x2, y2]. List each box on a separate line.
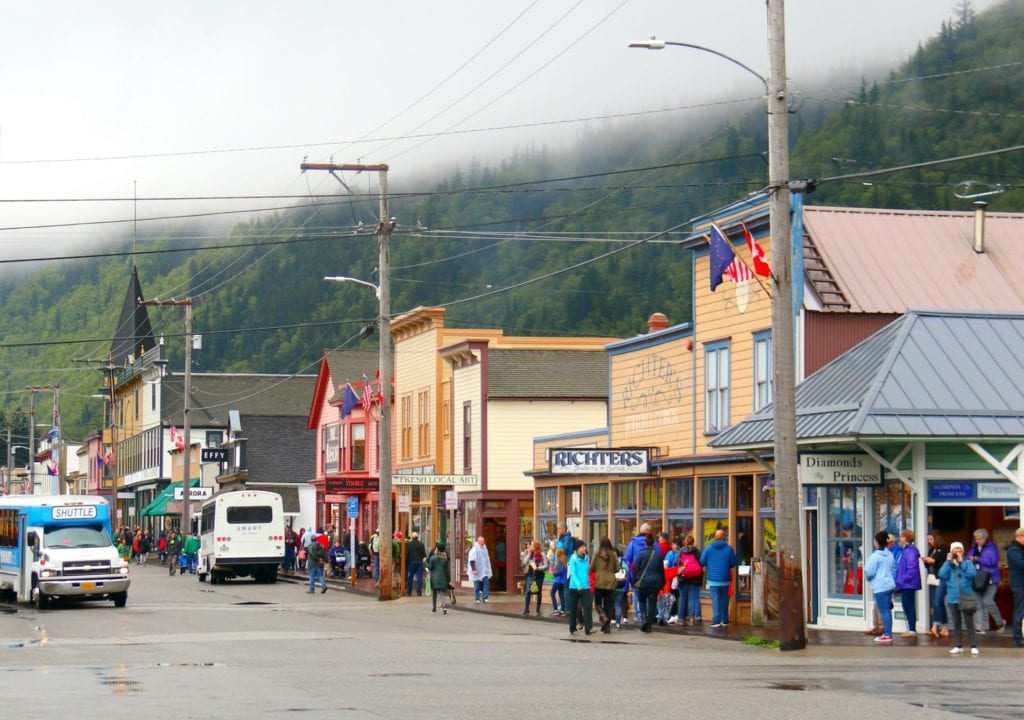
[521, 540, 548, 616]
[676, 535, 704, 625]
[165, 530, 182, 575]
[306, 531, 329, 594]
[427, 542, 452, 614]
[613, 551, 630, 629]
[591, 537, 619, 633]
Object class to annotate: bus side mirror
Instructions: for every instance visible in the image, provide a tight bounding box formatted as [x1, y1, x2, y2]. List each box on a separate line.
[27, 532, 40, 560]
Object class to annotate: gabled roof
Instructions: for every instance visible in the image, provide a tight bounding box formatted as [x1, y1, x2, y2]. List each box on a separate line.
[487, 349, 608, 399]
[110, 266, 156, 366]
[710, 309, 1024, 449]
[802, 206, 1024, 313]
[323, 349, 379, 404]
[161, 373, 317, 426]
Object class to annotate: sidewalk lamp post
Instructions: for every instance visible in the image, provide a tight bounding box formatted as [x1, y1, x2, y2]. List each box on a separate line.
[629, 0, 805, 650]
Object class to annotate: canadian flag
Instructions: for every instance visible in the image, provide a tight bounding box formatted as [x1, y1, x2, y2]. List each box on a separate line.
[170, 425, 185, 451]
[742, 223, 771, 278]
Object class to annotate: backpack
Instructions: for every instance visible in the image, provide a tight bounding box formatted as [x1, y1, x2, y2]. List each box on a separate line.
[680, 553, 703, 579]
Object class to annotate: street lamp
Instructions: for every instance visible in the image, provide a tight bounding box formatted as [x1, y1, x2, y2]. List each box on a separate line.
[324, 276, 380, 299]
[629, 1, 804, 650]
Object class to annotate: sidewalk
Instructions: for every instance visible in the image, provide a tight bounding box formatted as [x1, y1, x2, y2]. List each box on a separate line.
[277, 569, 1021, 649]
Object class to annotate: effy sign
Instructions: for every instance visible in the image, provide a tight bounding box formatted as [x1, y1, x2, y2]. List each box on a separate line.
[550, 448, 649, 475]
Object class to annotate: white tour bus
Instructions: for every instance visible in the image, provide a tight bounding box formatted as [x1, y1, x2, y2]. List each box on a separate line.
[197, 489, 284, 584]
[0, 495, 130, 609]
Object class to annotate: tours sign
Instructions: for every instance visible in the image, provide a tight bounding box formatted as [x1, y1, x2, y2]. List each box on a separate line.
[798, 453, 882, 486]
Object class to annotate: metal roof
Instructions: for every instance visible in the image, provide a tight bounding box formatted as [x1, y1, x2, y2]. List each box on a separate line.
[710, 309, 1024, 448]
[802, 206, 1024, 313]
[161, 373, 317, 424]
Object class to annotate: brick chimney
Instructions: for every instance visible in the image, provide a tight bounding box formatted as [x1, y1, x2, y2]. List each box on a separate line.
[647, 312, 669, 333]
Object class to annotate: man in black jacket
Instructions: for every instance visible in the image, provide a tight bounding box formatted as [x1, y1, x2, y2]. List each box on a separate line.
[1007, 527, 1024, 648]
[405, 532, 428, 596]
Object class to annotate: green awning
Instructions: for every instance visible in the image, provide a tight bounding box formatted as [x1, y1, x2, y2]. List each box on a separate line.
[140, 479, 199, 517]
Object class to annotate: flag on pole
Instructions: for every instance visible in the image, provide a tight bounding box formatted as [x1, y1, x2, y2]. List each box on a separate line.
[724, 256, 754, 283]
[340, 383, 360, 419]
[742, 223, 771, 278]
[708, 223, 737, 292]
[361, 376, 373, 413]
[170, 425, 185, 451]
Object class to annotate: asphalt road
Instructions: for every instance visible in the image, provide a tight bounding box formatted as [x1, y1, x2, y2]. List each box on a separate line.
[1, 564, 1021, 720]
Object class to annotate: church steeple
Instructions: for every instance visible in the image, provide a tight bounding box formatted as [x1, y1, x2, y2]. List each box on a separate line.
[110, 265, 156, 365]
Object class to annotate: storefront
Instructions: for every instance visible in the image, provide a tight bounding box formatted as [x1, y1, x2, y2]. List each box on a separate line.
[712, 310, 1024, 632]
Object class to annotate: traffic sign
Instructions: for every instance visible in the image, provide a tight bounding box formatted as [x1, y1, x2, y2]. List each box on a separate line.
[347, 496, 359, 515]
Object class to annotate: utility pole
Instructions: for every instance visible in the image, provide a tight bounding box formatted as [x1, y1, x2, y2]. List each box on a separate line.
[766, 0, 806, 651]
[4, 426, 12, 495]
[28, 389, 36, 495]
[300, 161, 395, 601]
[141, 299, 193, 536]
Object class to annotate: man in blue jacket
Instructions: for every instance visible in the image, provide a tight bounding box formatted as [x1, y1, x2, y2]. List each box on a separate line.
[624, 523, 655, 624]
[1007, 527, 1024, 648]
[700, 529, 738, 627]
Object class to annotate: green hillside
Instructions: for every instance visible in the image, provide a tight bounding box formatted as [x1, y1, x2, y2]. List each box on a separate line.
[2, 0, 1022, 450]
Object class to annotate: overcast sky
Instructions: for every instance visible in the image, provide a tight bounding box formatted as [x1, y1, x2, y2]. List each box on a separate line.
[0, 0, 1002, 258]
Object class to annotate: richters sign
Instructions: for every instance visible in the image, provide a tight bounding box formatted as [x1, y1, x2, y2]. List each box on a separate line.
[550, 449, 649, 475]
[798, 453, 882, 485]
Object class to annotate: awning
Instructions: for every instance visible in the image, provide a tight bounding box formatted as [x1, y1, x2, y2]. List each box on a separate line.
[140, 479, 200, 517]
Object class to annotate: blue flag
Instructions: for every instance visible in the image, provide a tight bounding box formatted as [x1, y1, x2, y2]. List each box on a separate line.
[340, 383, 360, 419]
[707, 223, 736, 292]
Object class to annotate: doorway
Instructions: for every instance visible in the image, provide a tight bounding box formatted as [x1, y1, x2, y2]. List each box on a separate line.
[483, 516, 507, 592]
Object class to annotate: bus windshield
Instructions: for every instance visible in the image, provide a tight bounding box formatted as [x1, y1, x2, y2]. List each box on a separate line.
[43, 525, 113, 549]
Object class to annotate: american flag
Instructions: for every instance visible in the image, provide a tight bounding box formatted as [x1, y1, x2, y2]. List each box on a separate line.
[361, 377, 373, 413]
[724, 255, 754, 283]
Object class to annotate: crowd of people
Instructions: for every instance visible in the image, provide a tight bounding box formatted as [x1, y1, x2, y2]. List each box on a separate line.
[865, 526, 1024, 654]
[113, 525, 200, 575]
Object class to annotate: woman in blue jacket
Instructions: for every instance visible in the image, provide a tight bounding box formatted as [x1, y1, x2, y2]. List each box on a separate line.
[938, 541, 979, 655]
[566, 543, 594, 635]
[864, 530, 896, 643]
[894, 529, 922, 637]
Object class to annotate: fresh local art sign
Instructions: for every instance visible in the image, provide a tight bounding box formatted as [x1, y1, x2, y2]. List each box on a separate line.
[798, 453, 882, 485]
[549, 448, 649, 475]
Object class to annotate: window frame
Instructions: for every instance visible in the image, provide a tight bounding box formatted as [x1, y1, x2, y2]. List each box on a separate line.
[704, 341, 731, 433]
[753, 331, 772, 412]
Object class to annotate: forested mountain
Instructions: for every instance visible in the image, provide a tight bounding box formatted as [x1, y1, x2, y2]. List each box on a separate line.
[2, 0, 1022, 446]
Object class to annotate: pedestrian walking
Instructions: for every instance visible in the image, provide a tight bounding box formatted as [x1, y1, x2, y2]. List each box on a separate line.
[865, 530, 897, 644]
[967, 528, 1005, 634]
[1006, 527, 1024, 648]
[183, 532, 200, 575]
[165, 531, 182, 575]
[700, 528, 738, 628]
[566, 542, 593, 635]
[677, 535, 704, 625]
[633, 533, 663, 633]
[548, 547, 568, 616]
[895, 529, 922, 638]
[306, 532, 328, 594]
[427, 542, 451, 614]
[283, 523, 297, 573]
[939, 541, 980, 655]
[521, 540, 548, 616]
[405, 532, 427, 596]
[467, 536, 493, 603]
[590, 537, 618, 633]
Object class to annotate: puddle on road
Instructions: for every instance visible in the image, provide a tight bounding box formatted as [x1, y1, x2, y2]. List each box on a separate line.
[368, 672, 430, 678]
[101, 677, 141, 694]
[767, 681, 816, 691]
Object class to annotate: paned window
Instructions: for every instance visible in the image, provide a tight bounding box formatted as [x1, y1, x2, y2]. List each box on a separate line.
[705, 342, 730, 433]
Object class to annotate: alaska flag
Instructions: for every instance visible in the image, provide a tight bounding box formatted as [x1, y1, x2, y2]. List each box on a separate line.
[340, 383, 360, 419]
[708, 223, 736, 292]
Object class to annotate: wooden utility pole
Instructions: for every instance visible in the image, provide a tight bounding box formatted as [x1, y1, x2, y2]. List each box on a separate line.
[141, 299, 193, 535]
[766, 0, 806, 651]
[300, 161, 395, 601]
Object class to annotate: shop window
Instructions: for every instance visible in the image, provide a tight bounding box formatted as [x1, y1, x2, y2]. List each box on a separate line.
[736, 475, 754, 511]
[586, 484, 608, 513]
[462, 402, 472, 473]
[324, 424, 339, 474]
[753, 332, 772, 411]
[565, 487, 582, 515]
[760, 475, 776, 511]
[700, 476, 728, 510]
[827, 486, 865, 598]
[519, 502, 533, 547]
[587, 519, 609, 551]
[704, 342, 730, 433]
[667, 516, 695, 543]
[463, 500, 476, 545]
[614, 481, 637, 511]
[874, 478, 912, 537]
[640, 479, 662, 511]
[351, 423, 365, 471]
[666, 478, 693, 509]
[614, 517, 637, 553]
[537, 487, 558, 515]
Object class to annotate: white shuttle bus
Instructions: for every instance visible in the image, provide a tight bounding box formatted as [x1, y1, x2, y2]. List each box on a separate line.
[197, 489, 284, 584]
[0, 495, 130, 609]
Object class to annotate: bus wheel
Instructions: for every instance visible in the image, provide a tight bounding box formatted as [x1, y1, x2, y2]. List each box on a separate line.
[33, 584, 49, 611]
[198, 572, 207, 583]
[112, 592, 127, 608]
[209, 572, 219, 585]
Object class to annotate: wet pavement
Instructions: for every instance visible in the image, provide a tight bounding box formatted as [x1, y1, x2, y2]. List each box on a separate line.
[278, 569, 1022, 650]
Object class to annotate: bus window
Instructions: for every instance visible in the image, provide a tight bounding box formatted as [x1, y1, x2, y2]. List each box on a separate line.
[226, 506, 273, 524]
[43, 525, 112, 549]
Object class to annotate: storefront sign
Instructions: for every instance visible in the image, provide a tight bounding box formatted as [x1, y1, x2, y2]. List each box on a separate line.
[444, 490, 458, 510]
[397, 494, 411, 512]
[929, 480, 1021, 504]
[200, 448, 229, 463]
[391, 474, 477, 486]
[173, 486, 212, 500]
[549, 448, 649, 475]
[798, 453, 882, 485]
[326, 477, 378, 493]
